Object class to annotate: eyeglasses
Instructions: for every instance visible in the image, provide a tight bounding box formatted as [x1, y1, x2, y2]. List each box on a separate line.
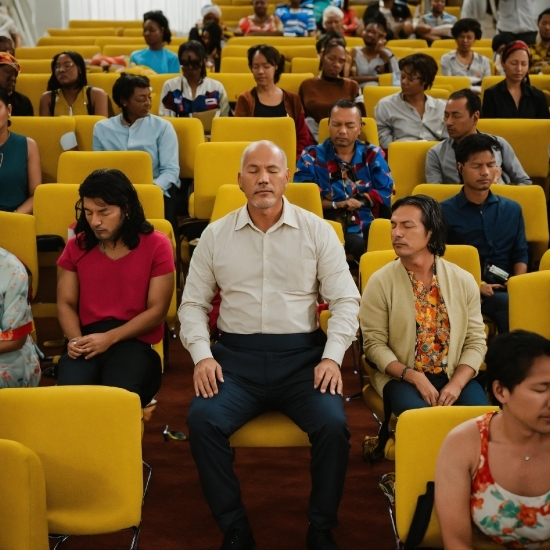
[400, 72, 422, 83]
[54, 62, 75, 72]
[180, 60, 202, 69]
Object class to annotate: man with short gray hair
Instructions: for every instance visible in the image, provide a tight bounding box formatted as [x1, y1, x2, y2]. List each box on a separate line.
[179, 140, 360, 550]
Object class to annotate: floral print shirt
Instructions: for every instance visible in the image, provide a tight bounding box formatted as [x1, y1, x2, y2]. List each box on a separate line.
[406, 269, 450, 374]
[471, 412, 550, 549]
[0, 248, 40, 388]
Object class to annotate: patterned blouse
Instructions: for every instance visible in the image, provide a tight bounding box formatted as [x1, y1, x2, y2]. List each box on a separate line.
[529, 43, 550, 75]
[406, 268, 450, 374]
[471, 412, 550, 549]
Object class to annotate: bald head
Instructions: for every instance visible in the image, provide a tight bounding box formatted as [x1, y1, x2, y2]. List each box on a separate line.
[240, 140, 287, 173]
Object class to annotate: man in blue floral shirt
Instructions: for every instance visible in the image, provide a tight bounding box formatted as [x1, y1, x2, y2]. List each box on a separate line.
[294, 99, 394, 262]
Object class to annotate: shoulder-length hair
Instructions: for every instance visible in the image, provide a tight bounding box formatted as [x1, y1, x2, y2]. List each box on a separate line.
[47, 51, 87, 91]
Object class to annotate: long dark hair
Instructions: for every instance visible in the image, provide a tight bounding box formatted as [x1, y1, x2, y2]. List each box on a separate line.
[247, 44, 285, 84]
[392, 195, 446, 257]
[0, 87, 11, 126]
[47, 51, 87, 91]
[178, 41, 208, 81]
[75, 169, 153, 251]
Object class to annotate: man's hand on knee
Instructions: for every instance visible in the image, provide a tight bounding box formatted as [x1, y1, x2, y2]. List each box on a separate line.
[314, 359, 342, 396]
[194, 358, 224, 398]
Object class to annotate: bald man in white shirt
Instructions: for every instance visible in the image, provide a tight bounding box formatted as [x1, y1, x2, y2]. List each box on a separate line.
[179, 141, 360, 550]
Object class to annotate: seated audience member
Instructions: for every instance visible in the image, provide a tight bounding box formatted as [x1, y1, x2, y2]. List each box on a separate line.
[0, 88, 41, 213]
[495, 0, 538, 46]
[274, 0, 316, 37]
[482, 41, 550, 119]
[441, 133, 528, 335]
[425, 89, 531, 185]
[436, 330, 550, 550]
[0, 246, 41, 388]
[39, 51, 109, 117]
[195, 21, 223, 73]
[372, 0, 413, 39]
[191, 4, 223, 35]
[56, 169, 174, 415]
[0, 52, 33, 116]
[129, 11, 180, 75]
[340, 0, 358, 37]
[180, 140, 360, 550]
[375, 53, 447, 149]
[529, 8, 550, 74]
[235, 44, 311, 158]
[349, 20, 399, 88]
[299, 36, 365, 141]
[441, 19, 491, 94]
[360, 194, 487, 460]
[159, 41, 229, 119]
[320, 6, 345, 38]
[236, 0, 283, 36]
[93, 74, 180, 234]
[0, 36, 14, 55]
[491, 33, 508, 76]
[413, 0, 457, 43]
[0, 11, 20, 48]
[294, 99, 393, 262]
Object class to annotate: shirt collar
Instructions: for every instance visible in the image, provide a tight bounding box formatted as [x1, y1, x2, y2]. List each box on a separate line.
[234, 196, 299, 232]
[325, 138, 364, 165]
[456, 186, 498, 207]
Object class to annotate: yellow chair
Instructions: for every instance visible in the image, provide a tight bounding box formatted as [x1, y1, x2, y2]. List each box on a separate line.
[366, 218, 392, 252]
[18, 59, 54, 74]
[102, 44, 143, 58]
[228, 36, 316, 46]
[47, 27, 120, 37]
[387, 39, 428, 49]
[387, 141, 439, 200]
[291, 57, 320, 74]
[69, 19, 142, 29]
[476, 118, 550, 179]
[223, 44, 317, 60]
[94, 36, 145, 49]
[0, 439, 49, 550]
[284, 182, 323, 217]
[278, 72, 315, 94]
[431, 38, 493, 49]
[209, 184, 246, 223]
[413, 183, 549, 264]
[86, 72, 122, 114]
[15, 45, 101, 60]
[392, 406, 499, 549]
[193, 141, 251, 220]
[221, 5, 274, 22]
[318, 117, 379, 146]
[73, 115, 106, 151]
[539, 249, 550, 271]
[11, 116, 76, 184]
[147, 73, 180, 116]
[363, 86, 400, 117]
[509, 271, 550, 338]
[209, 72, 256, 102]
[385, 46, 414, 59]
[425, 88, 450, 100]
[37, 36, 97, 46]
[123, 28, 144, 37]
[433, 75, 471, 92]
[0, 386, 143, 548]
[12, 74, 50, 117]
[220, 56, 250, 73]
[57, 151, 154, 185]
[0, 212, 39, 298]
[210, 116, 297, 173]
[161, 117, 205, 180]
[415, 48, 447, 73]
[471, 46, 494, 61]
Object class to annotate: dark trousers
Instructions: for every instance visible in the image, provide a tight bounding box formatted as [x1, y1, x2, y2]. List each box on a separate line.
[57, 320, 162, 407]
[495, 31, 538, 47]
[384, 371, 488, 417]
[481, 291, 509, 334]
[187, 331, 350, 533]
[345, 224, 371, 263]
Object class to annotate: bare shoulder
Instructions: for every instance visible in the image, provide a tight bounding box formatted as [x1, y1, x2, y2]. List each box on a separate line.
[440, 418, 480, 463]
[90, 87, 108, 98]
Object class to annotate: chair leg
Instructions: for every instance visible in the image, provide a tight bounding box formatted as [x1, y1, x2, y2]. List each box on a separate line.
[379, 473, 400, 550]
[50, 535, 70, 549]
[130, 524, 141, 550]
[143, 460, 153, 504]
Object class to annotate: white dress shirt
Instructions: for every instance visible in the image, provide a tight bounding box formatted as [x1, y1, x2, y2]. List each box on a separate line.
[497, 0, 537, 34]
[374, 92, 448, 149]
[179, 197, 360, 366]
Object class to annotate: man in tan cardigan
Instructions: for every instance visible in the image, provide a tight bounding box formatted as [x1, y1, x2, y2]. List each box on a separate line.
[360, 194, 488, 418]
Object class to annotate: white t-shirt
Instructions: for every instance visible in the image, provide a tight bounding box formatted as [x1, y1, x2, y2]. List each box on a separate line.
[0, 14, 17, 40]
[497, 0, 537, 34]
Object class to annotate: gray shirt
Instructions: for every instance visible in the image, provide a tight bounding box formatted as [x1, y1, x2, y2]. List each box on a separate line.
[440, 51, 492, 93]
[425, 133, 532, 185]
[375, 92, 448, 149]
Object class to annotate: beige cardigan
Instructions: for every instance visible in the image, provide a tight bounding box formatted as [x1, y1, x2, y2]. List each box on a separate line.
[360, 256, 486, 397]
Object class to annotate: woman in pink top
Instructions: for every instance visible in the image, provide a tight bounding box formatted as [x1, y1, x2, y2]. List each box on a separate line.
[237, 0, 283, 36]
[435, 330, 550, 549]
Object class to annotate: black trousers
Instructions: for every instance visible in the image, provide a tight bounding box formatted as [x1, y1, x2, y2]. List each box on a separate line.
[57, 320, 162, 407]
[187, 331, 350, 533]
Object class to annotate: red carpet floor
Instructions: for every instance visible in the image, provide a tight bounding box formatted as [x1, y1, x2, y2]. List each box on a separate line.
[37, 320, 396, 550]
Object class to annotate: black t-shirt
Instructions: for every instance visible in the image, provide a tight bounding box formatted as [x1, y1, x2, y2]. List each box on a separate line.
[9, 91, 34, 116]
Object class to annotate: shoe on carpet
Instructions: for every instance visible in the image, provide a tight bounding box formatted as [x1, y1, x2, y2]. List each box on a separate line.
[362, 435, 385, 464]
[306, 525, 339, 550]
[220, 523, 256, 550]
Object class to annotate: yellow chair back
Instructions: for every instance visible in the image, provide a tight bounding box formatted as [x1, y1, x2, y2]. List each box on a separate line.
[47, 27, 120, 36]
[0, 439, 49, 550]
[363, 86, 400, 117]
[387, 39, 428, 49]
[13, 74, 50, 116]
[18, 59, 53, 74]
[220, 56, 250, 73]
[412, 183, 461, 202]
[37, 36, 97, 46]
[73, 115, 106, 151]
[443, 245, 481, 285]
[278, 72, 315, 94]
[57, 151, 154, 185]
[318, 117, 379, 146]
[539, 249, 550, 271]
[94, 36, 145, 49]
[146, 73, 181, 115]
[15, 45, 101, 59]
[69, 19, 142, 28]
[10, 115, 75, 183]
[161, 117, 205, 180]
[366, 218, 392, 252]
[431, 38, 493, 49]
[291, 57, 320, 74]
[209, 72, 256, 102]
[359, 249, 397, 293]
[228, 36, 316, 46]
[509, 271, 550, 338]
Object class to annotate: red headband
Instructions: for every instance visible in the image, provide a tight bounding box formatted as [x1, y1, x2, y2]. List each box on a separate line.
[502, 41, 529, 63]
